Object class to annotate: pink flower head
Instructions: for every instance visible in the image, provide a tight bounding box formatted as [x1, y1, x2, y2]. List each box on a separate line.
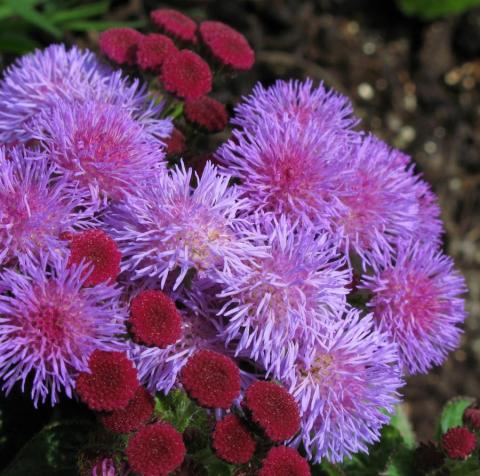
[362, 240, 467, 374]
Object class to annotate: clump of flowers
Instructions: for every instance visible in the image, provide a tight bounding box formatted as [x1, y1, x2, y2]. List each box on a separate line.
[0, 6, 469, 475]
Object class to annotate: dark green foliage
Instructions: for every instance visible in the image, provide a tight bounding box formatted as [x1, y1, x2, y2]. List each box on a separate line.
[0, 0, 145, 55]
[397, 0, 480, 20]
[0, 420, 93, 476]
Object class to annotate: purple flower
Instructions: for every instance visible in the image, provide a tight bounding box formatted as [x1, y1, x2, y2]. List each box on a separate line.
[216, 215, 350, 372]
[232, 79, 358, 133]
[109, 162, 265, 289]
[216, 79, 362, 227]
[217, 108, 347, 228]
[0, 147, 98, 270]
[331, 135, 422, 265]
[362, 240, 467, 374]
[277, 309, 403, 463]
[30, 99, 167, 202]
[411, 179, 443, 245]
[0, 44, 171, 145]
[0, 255, 127, 406]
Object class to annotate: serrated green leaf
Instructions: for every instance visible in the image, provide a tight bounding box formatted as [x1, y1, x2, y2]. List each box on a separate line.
[389, 405, 415, 449]
[62, 19, 145, 32]
[437, 396, 475, 437]
[0, 420, 93, 476]
[154, 390, 209, 433]
[50, 1, 109, 25]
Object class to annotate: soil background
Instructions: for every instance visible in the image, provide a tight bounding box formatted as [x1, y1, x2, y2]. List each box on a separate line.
[0, 0, 479, 463]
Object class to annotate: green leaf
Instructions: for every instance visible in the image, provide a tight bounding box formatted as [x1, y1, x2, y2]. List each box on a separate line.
[437, 396, 475, 437]
[0, 31, 39, 54]
[0, 420, 93, 476]
[384, 447, 415, 476]
[205, 458, 234, 476]
[62, 19, 145, 32]
[447, 457, 480, 476]
[397, 0, 480, 19]
[7, 0, 62, 38]
[389, 405, 415, 449]
[341, 425, 405, 476]
[0, 6, 14, 21]
[50, 1, 109, 24]
[154, 389, 209, 433]
[312, 461, 346, 475]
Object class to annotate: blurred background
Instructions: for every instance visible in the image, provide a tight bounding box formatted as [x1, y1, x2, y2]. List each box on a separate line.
[0, 0, 479, 443]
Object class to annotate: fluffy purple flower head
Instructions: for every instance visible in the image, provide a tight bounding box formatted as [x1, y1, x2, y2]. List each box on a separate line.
[30, 100, 166, 202]
[232, 79, 358, 133]
[331, 136, 421, 265]
[109, 162, 266, 289]
[216, 215, 350, 371]
[277, 309, 402, 463]
[0, 147, 98, 270]
[217, 116, 347, 227]
[411, 179, 443, 245]
[362, 241, 467, 374]
[0, 255, 127, 406]
[0, 44, 172, 145]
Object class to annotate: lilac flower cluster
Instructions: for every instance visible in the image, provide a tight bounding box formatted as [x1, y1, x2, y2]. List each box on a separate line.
[0, 45, 467, 464]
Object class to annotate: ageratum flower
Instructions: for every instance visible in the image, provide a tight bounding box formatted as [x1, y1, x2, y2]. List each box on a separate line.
[180, 349, 240, 409]
[0, 255, 126, 406]
[217, 102, 348, 228]
[101, 386, 154, 434]
[362, 241, 467, 374]
[199, 21, 255, 71]
[232, 79, 357, 133]
[76, 350, 139, 411]
[216, 216, 350, 372]
[259, 446, 311, 476]
[128, 278, 245, 394]
[126, 422, 186, 476]
[129, 304, 225, 394]
[31, 99, 167, 201]
[150, 9, 197, 42]
[277, 309, 402, 463]
[332, 136, 421, 265]
[412, 179, 443, 246]
[99, 28, 143, 66]
[212, 414, 256, 464]
[0, 147, 98, 270]
[0, 44, 172, 145]
[109, 162, 265, 289]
